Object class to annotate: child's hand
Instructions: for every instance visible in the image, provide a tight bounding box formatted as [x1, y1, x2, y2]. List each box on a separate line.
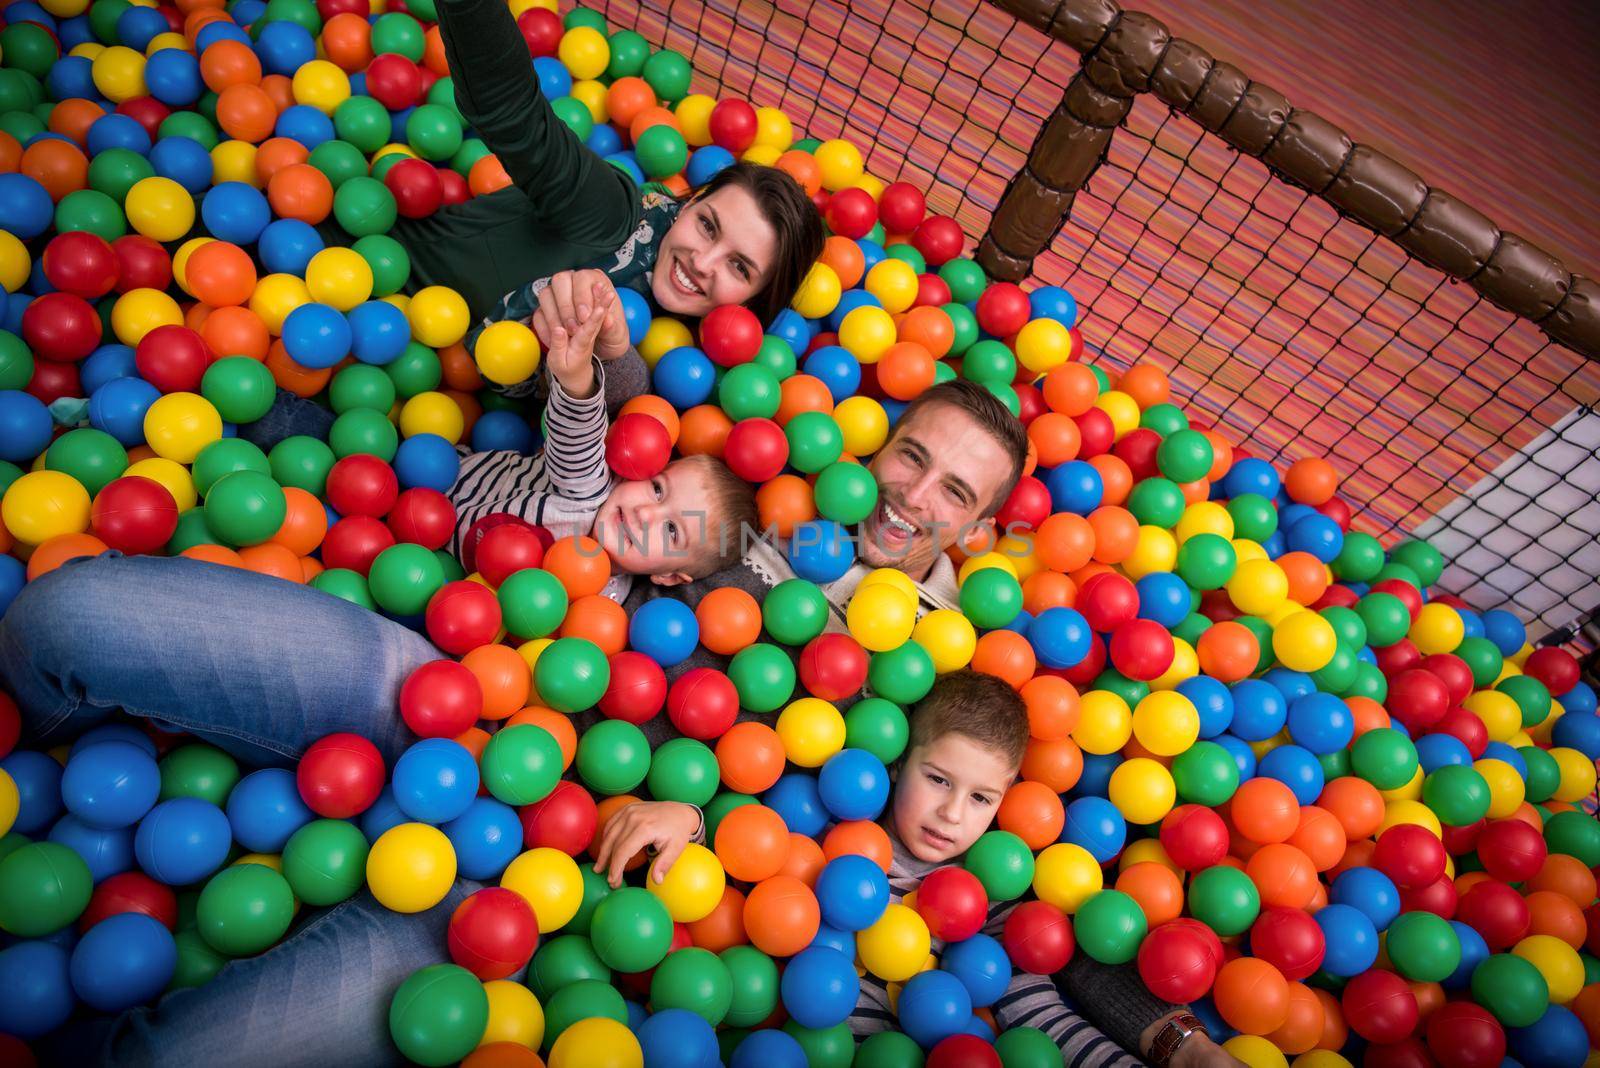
[546, 286, 614, 399]
[533, 270, 632, 362]
[591, 799, 702, 888]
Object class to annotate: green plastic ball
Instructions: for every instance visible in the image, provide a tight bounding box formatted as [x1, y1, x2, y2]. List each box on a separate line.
[194, 438, 271, 498]
[259, 0, 322, 35]
[650, 946, 733, 1025]
[328, 408, 400, 461]
[158, 745, 240, 806]
[853, 1030, 925, 1068]
[201, 357, 277, 424]
[762, 579, 829, 645]
[813, 460, 878, 525]
[1332, 530, 1384, 581]
[1139, 403, 1188, 436]
[1348, 661, 1388, 703]
[647, 737, 720, 807]
[983, 381, 1021, 418]
[329, 363, 398, 415]
[1127, 478, 1185, 528]
[1226, 493, 1278, 541]
[196, 863, 295, 957]
[634, 123, 687, 180]
[371, 12, 425, 60]
[566, 866, 613, 937]
[528, 934, 610, 1002]
[533, 637, 610, 713]
[961, 339, 1015, 385]
[480, 723, 564, 805]
[1187, 864, 1260, 936]
[367, 542, 447, 616]
[203, 470, 286, 547]
[171, 929, 227, 990]
[1545, 810, 1600, 867]
[45, 427, 127, 497]
[1471, 952, 1549, 1027]
[0, 841, 93, 937]
[1073, 888, 1147, 964]
[1350, 727, 1418, 790]
[1455, 636, 1504, 688]
[386, 341, 442, 397]
[576, 718, 650, 795]
[641, 49, 692, 101]
[1371, 562, 1421, 590]
[160, 110, 217, 148]
[87, 147, 155, 201]
[334, 97, 391, 154]
[963, 830, 1034, 901]
[718, 362, 780, 421]
[720, 944, 780, 1027]
[56, 189, 126, 241]
[1156, 429, 1213, 483]
[993, 1025, 1058, 1068]
[1389, 539, 1443, 587]
[784, 410, 844, 473]
[1384, 910, 1460, 982]
[868, 641, 935, 706]
[843, 697, 909, 765]
[166, 509, 222, 555]
[1093, 669, 1147, 710]
[752, 335, 796, 379]
[727, 643, 796, 713]
[1497, 675, 1552, 728]
[1322, 605, 1368, 649]
[1171, 740, 1240, 806]
[0, 330, 33, 391]
[1422, 764, 1490, 827]
[938, 259, 986, 303]
[1519, 745, 1560, 803]
[333, 175, 398, 237]
[960, 567, 1023, 630]
[0, 22, 59, 80]
[496, 567, 569, 638]
[1175, 532, 1236, 590]
[308, 139, 367, 189]
[268, 435, 336, 495]
[1355, 592, 1410, 648]
[942, 303, 979, 356]
[1311, 643, 1359, 695]
[282, 818, 370, 906]
[883, 244, 926, 274]
[388, 963, 490, 1067]
[405, 104, 463, 162]
[450, 137, 492, 177]
[785, 1021, 852, 1068]
[590, 886, 675, 973]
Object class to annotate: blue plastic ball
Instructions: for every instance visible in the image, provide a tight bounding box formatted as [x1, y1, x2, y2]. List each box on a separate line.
[1481, 609, 1527, 656]
[826, 290, 881, 335]
[628, 597, 700, 668]
[71, 723, 158, 759]
[1551, 712, 1600, 760]
[1044, 461, 1103, 514]
[347, 300, 409, 365]
[69, 912, 176, 1012]
[45, 54, 96, 101]
[787, 520, 854, 584]
[1, 749, 64, 835]
[1135, 571, 1191, 628]
[144, 48, 203, 106]
[616, 285, 651, 346]
[801, 345, 861, 403]
[87, 113, 152, 156]
[194, 20, 251, 50]
[470, 410, 539, 455]
[0, 388, 54, 461]
[1286, 692, 1353, 754]
[584, 121, 622, 158]
[392, 432, 461, 492]
[258, 218, 324, 276]
[652, 346, 715, 409]
[1262, 668, 1316, 703]
[1028, 284, 1077, 327]
[0, 941, 74, 1039]
[88, 377, 161, 446]
[636, 1007, 720, 1068]
[1509, 1004, 1588, 1068]
[200, 182, 272, 245]
[1177, 676, 1233, 739]
[1311, 902, 1378, 977]
[392, 739, 480, 824]
[1415, 732, 1473, 772]
[940, 932, 1010, 1007]
[1030, 606, 1091, 669]
[1229, 679, 1287, 741]
[358, 786, 409, 843]
[1256, 743, 1324, 805]
[811, 924, 855, 957]
[115, 4, 168, 49]
[532, 55, 572, 98]
[767, 309, 812, 353]
[80, 344, 137, 394]
[1220, 457, 1280, 500]
[1212, 733, 1257, 782]
[226, 768, 315, 854]
[0, 555, 21, 619]
[897, 968, 972, 1049]
[149, 136, 214, 193]
[1444, 920, 1490, 990]
[47, 815, 135, 883]
[729, 1029, 806, 1068]
[780, 945, 858, 1028]
[1062, 796, 1126, 862]
[60, 740, 161, 830]
[282, 302, 353, 369]
[685, 145, 735, 188]
[133, 797, 232, 885]
[1285, 514, 1343, 563]
[274, 104, 336, 150]
[1557, 684, 1597, 717]
[814, 854, 890, 932]
[442, 797, 522, 881]
[255, 20, 317, 76]
[1070, 751, 1120, 799]
[1329, 866, 1400, 931]
[817, 748, 890, 822]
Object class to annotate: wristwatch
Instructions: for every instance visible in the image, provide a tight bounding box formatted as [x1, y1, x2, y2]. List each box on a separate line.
[1148, 1012, 1208, 1068]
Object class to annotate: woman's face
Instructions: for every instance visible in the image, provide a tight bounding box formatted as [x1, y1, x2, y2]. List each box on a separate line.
[650, 185, 776, 317]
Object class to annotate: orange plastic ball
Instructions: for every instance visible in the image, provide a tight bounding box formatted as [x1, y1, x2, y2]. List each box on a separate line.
[216, 84, 278, 143]
[181, 544, 246, 568]
[715, 805, 790, 883]
[1115, 861, 1185, 926]
[628, 107, 679, 145]
[1278, 550, 1329, 606]
[898, 306, 954, 359]
[1346, 696, 1391, 737]
[743, 876, 819, 958]
[715, 722, 786, 794]
[1027, 412, 1081, 468]
[1327, 838, 1377, 882]
[818, 235, 865, 290]
[775, 150, 821, 197]
[468, 154, 512, 196]
[1034, 512, 1094, 573]
[1117, 365, 1170, 409]
[1286, 805, 1346, 872]
[1527, 853, 1598, 907]
[1317, 777, 1385, 840]
[270, 486, 328, 556]
[1042, 363, 1098, 416]
[1021, 676, 1080, 741]
[542, 536, 611, 599]
[686, 884, 748, 953]
[996, 780, 1065, 850]
[438, 343, 482, 392]
[822, 821, 893, 872]
[461, 1043, 546, 1068]
[606, 77, 657, 130]
[200, 39, 262, 92]
[26, 533, 109, 580]
[253, 137, 308, 184]
[778, 833, 825, 887]
[1196, 621, 1260, 683]
[259, 75, 295, 115]
[774, 374, 833, 426]
[559, 593, 627, 655]
[1265, 981, 1325, 1055]
[1229, 779, 1300, 845]
[47, 100, 101, 148]
[755, 474, 814, 539]
[505, 707, 576, 769]
[970, 630, 1035, 690]
[238, 542, 303, 582]
[200, 305, 269, 362]
[20, 138, 88, 201]
[1524, 889, 1588, 948]
[462, 644, 530, 721]
[1214, 957, 1290, 1035]
[185, 241, 257, 308]
[1021, 571, 1075, 616]
[1019, 737, 1083, 794]
[1246, 843, 1319, 909]
[618, 394, 680, 444]
[266, 163, 334, 224]
[1285, 457, 1339, 505]
[1088, 454, 1134, 507]
[677, 405, 733, 457]
[266, 340, 334, 397]
[696, 587, 761, 655]
[1087, 506, 1138, 563]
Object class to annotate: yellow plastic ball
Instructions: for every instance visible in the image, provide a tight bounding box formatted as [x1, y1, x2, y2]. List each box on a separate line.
[1291, 1052, 1353, 1068]
[557, 26, 610, 81]
[648, 842, 725, 923]
[40, 0, 91, 15]
[1118, 837, 1180, 875]
[1228, 557, 1290, 615]
[1471, 757, 1526, 818]
[2, 471, 91, 545]
[70, 43, 107, 61]
[1073, 690, 1133, 755]
[851, 173, 885, 201]
[124, 457, 197, 512]
[112, 287, 183, 345]
[740, 144, 781, 167]
[1132, 691, 1200, 756]
[833, 396, 889, 456]
[0, 231, 29, 293]
[1015, 318, 1072, 373]
[1232, 538, 1268, 565]
[548, 1017, 642, 1068]
[790, 262, 841, 319]
[210, 140, 260, 186]
[838, 305, 897, 364]
[863, 259, 918, 315]
[846, 582, 917, 652]
[996, 531, 1040, 582]
[857, 903, 930, 982]
[1464, 690, 1522, 743]
[1093, 390, 1141, 440]
[249, 274, 313, 336]
[399, 392, 466, 444]
[291, 59, 351, 114]
[1272, 610, 1337, 672]
[508, 0, 557, 15]
[305, 247, 374, 312]
[1409, 602, 1465, 656]
[912, 609, 976, 673]
[1031, 843, 1102, 913]
[408, 286, 470, 347]
[753, 107, 793, 150]
[474, 321, 542, 386]
[775, 697, 846, 767]
[1378, 765, 1424, 803]
[171, 236, 213, 295]
[1376, 799, 1442, 839]
[372, 144, 417, 165]
[957, 551, 1017, 585]
[145, 33, 187, 57]
[1550, 746, 1597, 803]
[857, 566, 918, 600]
[1149, 638, 1199, 692]
[639, 317, 692, 368]
[91, 45, 147, 103]
[1109, 757, 1177, 825]
[1176, 501, 1234, 542]
[480, 979, 545, 1051]
[501, 846, 583, 932]
[673, 94, 716, 146]
[814, 139, 864, 192]
[1123, 525, 1177, 580]
[1224, 1035, 1289, 1068]
[1513, 933, 1584, 1004]
[142, 392, 223, 465]
[569, 79, 608, 124]
[0, 768, 17, 840]
[516, 637, 554, 679]
[366, 823, 456, 913]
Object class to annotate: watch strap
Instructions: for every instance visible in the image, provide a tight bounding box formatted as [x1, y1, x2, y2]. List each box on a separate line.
[1148, 1012, 1207, 1068]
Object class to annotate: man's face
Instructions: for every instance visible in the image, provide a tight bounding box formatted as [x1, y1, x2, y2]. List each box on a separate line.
[860, 401, 1014, 580]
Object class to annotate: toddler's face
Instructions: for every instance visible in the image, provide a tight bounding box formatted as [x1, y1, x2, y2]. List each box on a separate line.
[891, 733, 1019, 863]
[592, 459, 719, 583]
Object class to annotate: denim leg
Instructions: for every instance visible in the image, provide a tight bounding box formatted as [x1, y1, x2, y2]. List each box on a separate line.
[235, 388, 338, 453]
[0, 554, 439, 767]
[36, 880, 483, 1068]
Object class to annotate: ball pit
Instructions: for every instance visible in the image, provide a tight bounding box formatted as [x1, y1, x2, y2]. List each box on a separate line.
[0, 0, 1593, 1064]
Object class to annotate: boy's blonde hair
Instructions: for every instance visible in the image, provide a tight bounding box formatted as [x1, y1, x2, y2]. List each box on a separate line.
[671, 454, 759, 577]
[906, 669, 1030, 771]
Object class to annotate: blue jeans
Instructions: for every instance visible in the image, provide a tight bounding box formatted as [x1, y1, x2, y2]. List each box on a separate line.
[0, 554, 480, 1065]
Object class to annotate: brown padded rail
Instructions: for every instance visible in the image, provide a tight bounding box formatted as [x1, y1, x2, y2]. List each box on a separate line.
[979, 0, 1600, 360]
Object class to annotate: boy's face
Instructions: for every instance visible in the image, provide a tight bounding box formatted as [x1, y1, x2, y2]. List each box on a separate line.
[891, 733, 1019, 863]
[592, 459, 716, 585]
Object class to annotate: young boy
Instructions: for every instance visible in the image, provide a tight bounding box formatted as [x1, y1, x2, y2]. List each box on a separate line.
[446, 286, 757, 595]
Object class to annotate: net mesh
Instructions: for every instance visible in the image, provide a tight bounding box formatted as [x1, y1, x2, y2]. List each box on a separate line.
[591, 0, 1600, 651]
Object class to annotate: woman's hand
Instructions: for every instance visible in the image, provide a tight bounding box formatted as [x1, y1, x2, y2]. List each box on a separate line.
[533, 270, 632, 362]
[591, 800, 702, 888]
[545, 286, 613, 399]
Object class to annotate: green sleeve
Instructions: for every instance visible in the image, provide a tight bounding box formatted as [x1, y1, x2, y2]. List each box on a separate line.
[435, 0, 641, 250]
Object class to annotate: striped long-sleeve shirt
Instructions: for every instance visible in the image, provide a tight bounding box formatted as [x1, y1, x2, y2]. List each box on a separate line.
[851, 830, 1173, 1067]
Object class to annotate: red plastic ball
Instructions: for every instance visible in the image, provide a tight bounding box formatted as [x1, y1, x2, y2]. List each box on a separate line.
[916, 866, 989, 943]
[1107, 619, 1175, 682]
[707, 99, 758, 152]
[1372, 579, 1423, 622]
[1425, 1000, 1505, 1068]
[914, 273, 951, 309]
[598, 651, 668, 725]
[825, 187, 877, 240]
[437, 168, 469, 206]
[519, 779, 598, 856]
[1371, 824, 1447, 890]
[517, 7, 563, 55]
[399, 659, 483, 739]
[386, 488, 456, 551]
[26, 359, 80, 406]
[116, 97, 169, 142]
[722, 418, 788, 482]
[1386, 669, 1450, 733]
[1112, 427, 1161, 481]
[1374, 638, 1421, 677]
[798, 633, 868, 703]
[366, 53, 421, 109]
[1476, 818, 1548, 884]
[473, 521, 546, 587]
[447, 886, 539, 980]
[112, 235, 172, 293]
[1420, 653, 1474, 704]
[23, 292, 102, 363]
[1399, 874, 1458, 919]
[384, 157, 442, 219]
[1456, 880, 1531, 950]
[1524, 646, 1580, 696]
[321, 515, 396, 576]
[0, 692, 18, 760]
[1363, 1039, 1435, 1068]
[318, 0, 367, 18]
[699, 304, 763, 367]
[1159, 805, 1230, 871]
[78, 871, 178, 933]
[926, 1036, 999, 1068]
[1435, 705, 1489, 759]
[296, 732, 386, 818]
[134, 324, 211, 393]
[993, 474, 1050, 532]
[1078, 572, 1140, 633]
[42, 231, 119, 299]
[1136, 919, 1219, 1003]
[1341, 968, 1418, 1044]
[1002, 900, 1075, 974]
[1074, 407, 1116, 458]
[877, 181, 925, 235]
[666, 668, 739, 740]
[1441, 819, 1486, 859]
[325, 454, 400, 518]
[1248, 907, 1325, 981]
[424, 580, 503, 656]
[90, 475, 179, 554]
[910, 216, 963, 266]
[975, 282, 1031, 338]
[606, 412, 673, 480]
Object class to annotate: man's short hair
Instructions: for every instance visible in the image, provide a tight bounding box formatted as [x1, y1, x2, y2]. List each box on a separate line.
[674, 454, 759, 576]
[891, 380, 1028, 515]
[906, 669, 1030, 771]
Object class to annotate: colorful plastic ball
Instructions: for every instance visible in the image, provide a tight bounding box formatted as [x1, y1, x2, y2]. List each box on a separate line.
[897, 968, 972, 1049]
[392, 739, 481, 825]
[68, 911, 176, 1013]
[388, 963, 490, 1068]
[1424, 999, 1505, 1068]
[297, 732, 386, 818]
[195, 861, 296, 957]
[367, 822, 457, 915]
[226, 768, 314, 854]
[1136, 920, 1218, 1004]
[132, 797, 232, 887]
[447, 886, 538, 982]
[1472, 951, 1550, 1028]
[814, 853, 891, 932]
[61, 739, 160, 830]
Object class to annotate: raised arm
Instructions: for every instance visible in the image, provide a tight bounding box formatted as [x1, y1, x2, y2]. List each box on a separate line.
[435, 0, 641, 249]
